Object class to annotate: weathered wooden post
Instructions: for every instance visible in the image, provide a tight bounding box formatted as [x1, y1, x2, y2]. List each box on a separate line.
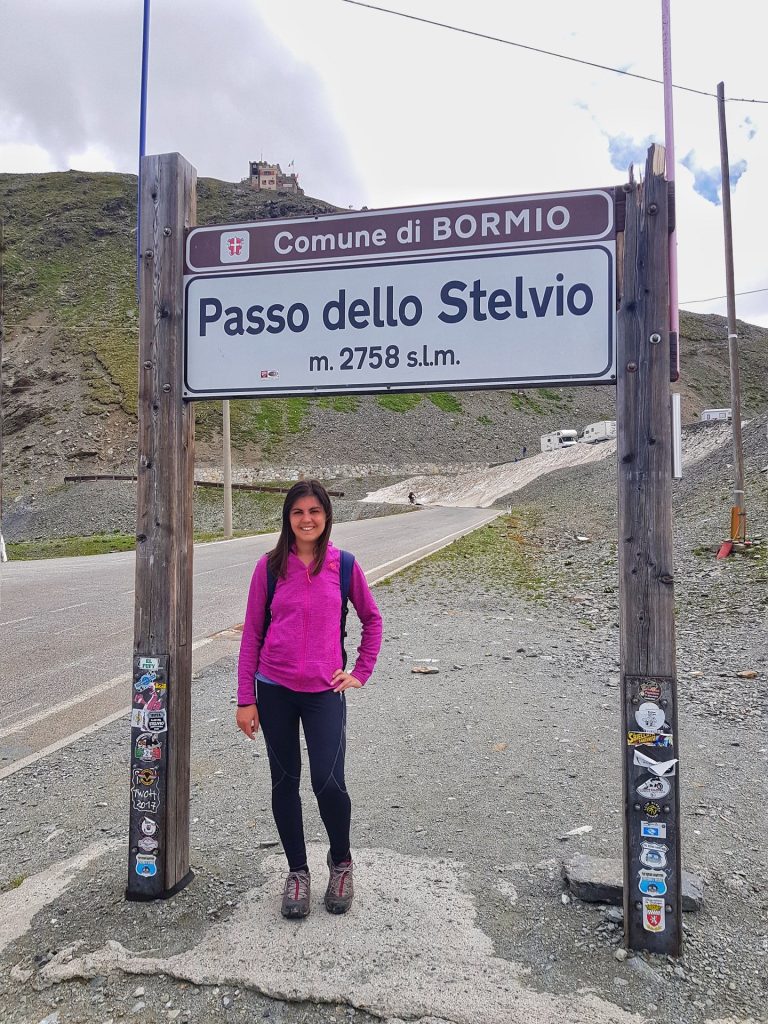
[617, 144, 681, 954]
[127, 152, 197, 899]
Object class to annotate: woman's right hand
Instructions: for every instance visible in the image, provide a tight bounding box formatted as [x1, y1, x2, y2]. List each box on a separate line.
[236, 704, 259, 740]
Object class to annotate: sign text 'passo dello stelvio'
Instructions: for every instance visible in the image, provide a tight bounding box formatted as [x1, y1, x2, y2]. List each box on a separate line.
[196, 274, 596, 338]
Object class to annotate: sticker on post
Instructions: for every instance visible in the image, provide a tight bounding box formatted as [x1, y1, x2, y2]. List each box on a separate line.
[633, 750, 677, 776]
[643, 802, 662, 818]
[638, 869, 668, 895]
[138, 658, 160, 671]
[635, 702, 667, 732]
[138, 836, 159, 853]
[132, 766, 159, 788]
[144, 709, 167, 733]
[638, 681, 662, 701]
[636, 776, 671, 799]
[130, 709, 145, 730]
[641, 819, 667, 838]
[135, 733, 162, 762]
[627, 731, 673, 748]
[642, 896, 665, 932]
[640, 841, 669, 868]
[131, 787, 160, 813]
[140, 817, 158, 836]
[135, 854, 158, 878]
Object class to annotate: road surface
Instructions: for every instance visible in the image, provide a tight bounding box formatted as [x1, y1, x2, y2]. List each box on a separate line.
[0, 506, 497, 772]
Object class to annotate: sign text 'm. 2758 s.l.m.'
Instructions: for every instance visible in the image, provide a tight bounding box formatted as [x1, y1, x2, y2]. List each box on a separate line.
[183, 189, 617, 398]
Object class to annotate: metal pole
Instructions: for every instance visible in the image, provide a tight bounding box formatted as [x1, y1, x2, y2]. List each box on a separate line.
[136, 0, 151, 301]
[717, 82, 746, 542]
[222, 400, 233, 539]
[661, 0, 680, 382]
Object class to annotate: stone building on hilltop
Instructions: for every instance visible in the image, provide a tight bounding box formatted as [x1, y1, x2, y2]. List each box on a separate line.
[248, 160, 303, 194]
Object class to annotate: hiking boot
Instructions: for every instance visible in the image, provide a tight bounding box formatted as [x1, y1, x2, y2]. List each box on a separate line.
[281, 868, 310, 919]
[324, 851, 354, 914]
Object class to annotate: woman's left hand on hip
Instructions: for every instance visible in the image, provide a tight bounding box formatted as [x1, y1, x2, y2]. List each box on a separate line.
[331, 670, 363, 693]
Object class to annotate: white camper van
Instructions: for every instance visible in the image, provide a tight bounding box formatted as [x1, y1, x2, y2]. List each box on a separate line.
[701, 408, 732, 422]
[581, 420, 617, 443]
[540, 430, 578, 453]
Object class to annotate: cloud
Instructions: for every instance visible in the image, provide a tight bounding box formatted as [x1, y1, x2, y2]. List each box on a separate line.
[740, 116, 757, 141]
[604, 132, 659, 173]
[0, 0, 365, 206]
[681, 151, 748, 205]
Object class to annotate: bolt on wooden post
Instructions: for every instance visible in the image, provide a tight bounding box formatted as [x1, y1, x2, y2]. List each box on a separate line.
[127, 153, 197, 900]
[617, 143, 682, 955]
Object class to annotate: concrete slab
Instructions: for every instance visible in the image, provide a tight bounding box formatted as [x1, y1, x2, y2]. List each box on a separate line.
[0, 838, 120, 957]
[40, 844, 642, 1024]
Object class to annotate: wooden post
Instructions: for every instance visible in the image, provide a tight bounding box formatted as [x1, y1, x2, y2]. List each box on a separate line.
[617, 144, 682, 955]
[127, 152, 197, 900]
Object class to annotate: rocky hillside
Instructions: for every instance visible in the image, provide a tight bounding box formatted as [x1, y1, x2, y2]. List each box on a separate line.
[2, 170, 768, 497]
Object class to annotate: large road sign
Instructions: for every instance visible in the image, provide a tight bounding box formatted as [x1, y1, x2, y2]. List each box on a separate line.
[183, 189, 616, 398]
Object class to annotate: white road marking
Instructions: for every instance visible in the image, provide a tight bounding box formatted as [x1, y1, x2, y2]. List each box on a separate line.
[0, 637, 213, 740]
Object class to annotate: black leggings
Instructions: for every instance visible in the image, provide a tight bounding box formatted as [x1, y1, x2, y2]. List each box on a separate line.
[256, 679, 351, 872]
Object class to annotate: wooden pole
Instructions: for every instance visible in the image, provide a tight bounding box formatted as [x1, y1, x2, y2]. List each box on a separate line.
[127, 152, 197, 900]
[617, 144, 682, 955]
[717, 82, 746, 542]
[223, 400, 233, 539]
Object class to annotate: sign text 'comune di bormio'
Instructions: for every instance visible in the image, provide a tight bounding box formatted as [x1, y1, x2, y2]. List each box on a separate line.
[183, 189, 616, 398]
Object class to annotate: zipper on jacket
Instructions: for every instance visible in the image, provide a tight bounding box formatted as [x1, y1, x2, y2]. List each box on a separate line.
[301, 563, 311, 675]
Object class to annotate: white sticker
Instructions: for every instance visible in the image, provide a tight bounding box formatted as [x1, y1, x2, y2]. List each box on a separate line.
[138, 657, 160, 671]
[633, 750, 678, 776]
[642, 896, 665, 932]
[636, 776, 671, 799]
[640, 841, 669, 868]
[635, 702, 666, 732]
[641, 820, 667, 839]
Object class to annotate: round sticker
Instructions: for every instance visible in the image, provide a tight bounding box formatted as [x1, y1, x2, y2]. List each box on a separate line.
[636, 775, 671, 799]
[635, 702, 666, 732]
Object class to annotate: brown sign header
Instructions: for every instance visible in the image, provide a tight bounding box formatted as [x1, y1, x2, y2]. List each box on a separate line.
[186, 188, 615, 274]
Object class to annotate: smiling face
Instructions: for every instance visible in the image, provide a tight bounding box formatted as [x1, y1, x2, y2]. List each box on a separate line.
[289, 495, 327, 550]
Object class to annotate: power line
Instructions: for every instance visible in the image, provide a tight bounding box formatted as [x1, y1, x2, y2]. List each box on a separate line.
[680, 287, 768, 304]
[341, 1, 768, 105]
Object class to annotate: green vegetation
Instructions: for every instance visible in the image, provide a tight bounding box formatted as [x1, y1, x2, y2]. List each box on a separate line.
[477, 414, 493, 425]
[6, 524, 272, 560]
[400, 512, 550, 601]
[427, 392, 462, 414]
[316, 395, 360, 413]
[2, 876, 26, 893]
[509, 391, 543, 414]
[376, 393, 423, 413]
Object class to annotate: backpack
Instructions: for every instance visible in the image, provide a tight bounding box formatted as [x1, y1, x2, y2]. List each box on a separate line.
[264, 550, 356, 668]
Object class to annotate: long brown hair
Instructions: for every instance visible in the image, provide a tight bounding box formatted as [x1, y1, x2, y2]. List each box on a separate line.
[267, 480, 333, 579]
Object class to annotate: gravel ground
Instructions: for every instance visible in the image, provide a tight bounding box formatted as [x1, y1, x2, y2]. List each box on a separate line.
[1, 421, 766, 1022]
[1, 417, 768, 1024]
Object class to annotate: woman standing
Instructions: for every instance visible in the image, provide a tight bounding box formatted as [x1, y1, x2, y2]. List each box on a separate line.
[236, 481, 383, 919]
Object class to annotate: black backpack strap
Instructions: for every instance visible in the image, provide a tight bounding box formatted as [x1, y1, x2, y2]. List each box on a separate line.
[339, 550, 355, 669]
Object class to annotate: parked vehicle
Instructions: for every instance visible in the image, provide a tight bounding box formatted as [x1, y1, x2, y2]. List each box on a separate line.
[580, 420, 617, 443]
[540, 429, 578, 452]
[701, 408, 732, 422]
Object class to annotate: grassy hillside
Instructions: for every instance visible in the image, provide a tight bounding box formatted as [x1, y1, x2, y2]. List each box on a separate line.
[2, 170, 767, 494]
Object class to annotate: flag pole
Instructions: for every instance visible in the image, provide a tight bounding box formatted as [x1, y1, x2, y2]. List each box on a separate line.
[136, 0, 151, 301]
[661, 0, 679, 381]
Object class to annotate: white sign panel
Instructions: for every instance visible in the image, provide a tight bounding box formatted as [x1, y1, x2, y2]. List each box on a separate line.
[184, 244, 615, 398]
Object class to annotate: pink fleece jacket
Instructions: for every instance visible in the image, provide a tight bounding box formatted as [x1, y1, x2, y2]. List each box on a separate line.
[237, 543, 383, 703]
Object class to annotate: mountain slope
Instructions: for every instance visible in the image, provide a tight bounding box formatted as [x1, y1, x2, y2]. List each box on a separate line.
[2, 170, 767, 495]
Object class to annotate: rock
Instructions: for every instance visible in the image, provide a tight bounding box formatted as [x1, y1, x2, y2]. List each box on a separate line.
[614, 948, 629, 962]
[10, 962, 33, 983]
[562, 853, 704, 910]
[736, 670, 758, 679]
[558, 825, 593, 841]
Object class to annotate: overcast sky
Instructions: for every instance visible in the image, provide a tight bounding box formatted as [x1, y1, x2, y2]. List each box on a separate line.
[1, 0, 766, 327]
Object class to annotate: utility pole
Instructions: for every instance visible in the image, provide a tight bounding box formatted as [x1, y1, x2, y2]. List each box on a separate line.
[223, 400, 233, 539]
[717, 82, 746, 543]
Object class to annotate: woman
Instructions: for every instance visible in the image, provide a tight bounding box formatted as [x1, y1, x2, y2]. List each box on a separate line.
[236, 480, 383, 919]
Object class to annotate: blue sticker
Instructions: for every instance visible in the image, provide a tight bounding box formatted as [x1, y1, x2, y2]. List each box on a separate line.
[135, 854, 158, 877]
[638, 869, 667, 895]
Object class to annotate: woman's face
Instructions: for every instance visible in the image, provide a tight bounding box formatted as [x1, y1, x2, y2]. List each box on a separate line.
[289, 494, 327, 547]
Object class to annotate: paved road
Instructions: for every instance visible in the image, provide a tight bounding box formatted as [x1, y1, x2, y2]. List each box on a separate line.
[0, 506, 497, 768]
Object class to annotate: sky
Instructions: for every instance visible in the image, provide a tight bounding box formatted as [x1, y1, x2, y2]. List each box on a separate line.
[1, 0, 766, 327]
